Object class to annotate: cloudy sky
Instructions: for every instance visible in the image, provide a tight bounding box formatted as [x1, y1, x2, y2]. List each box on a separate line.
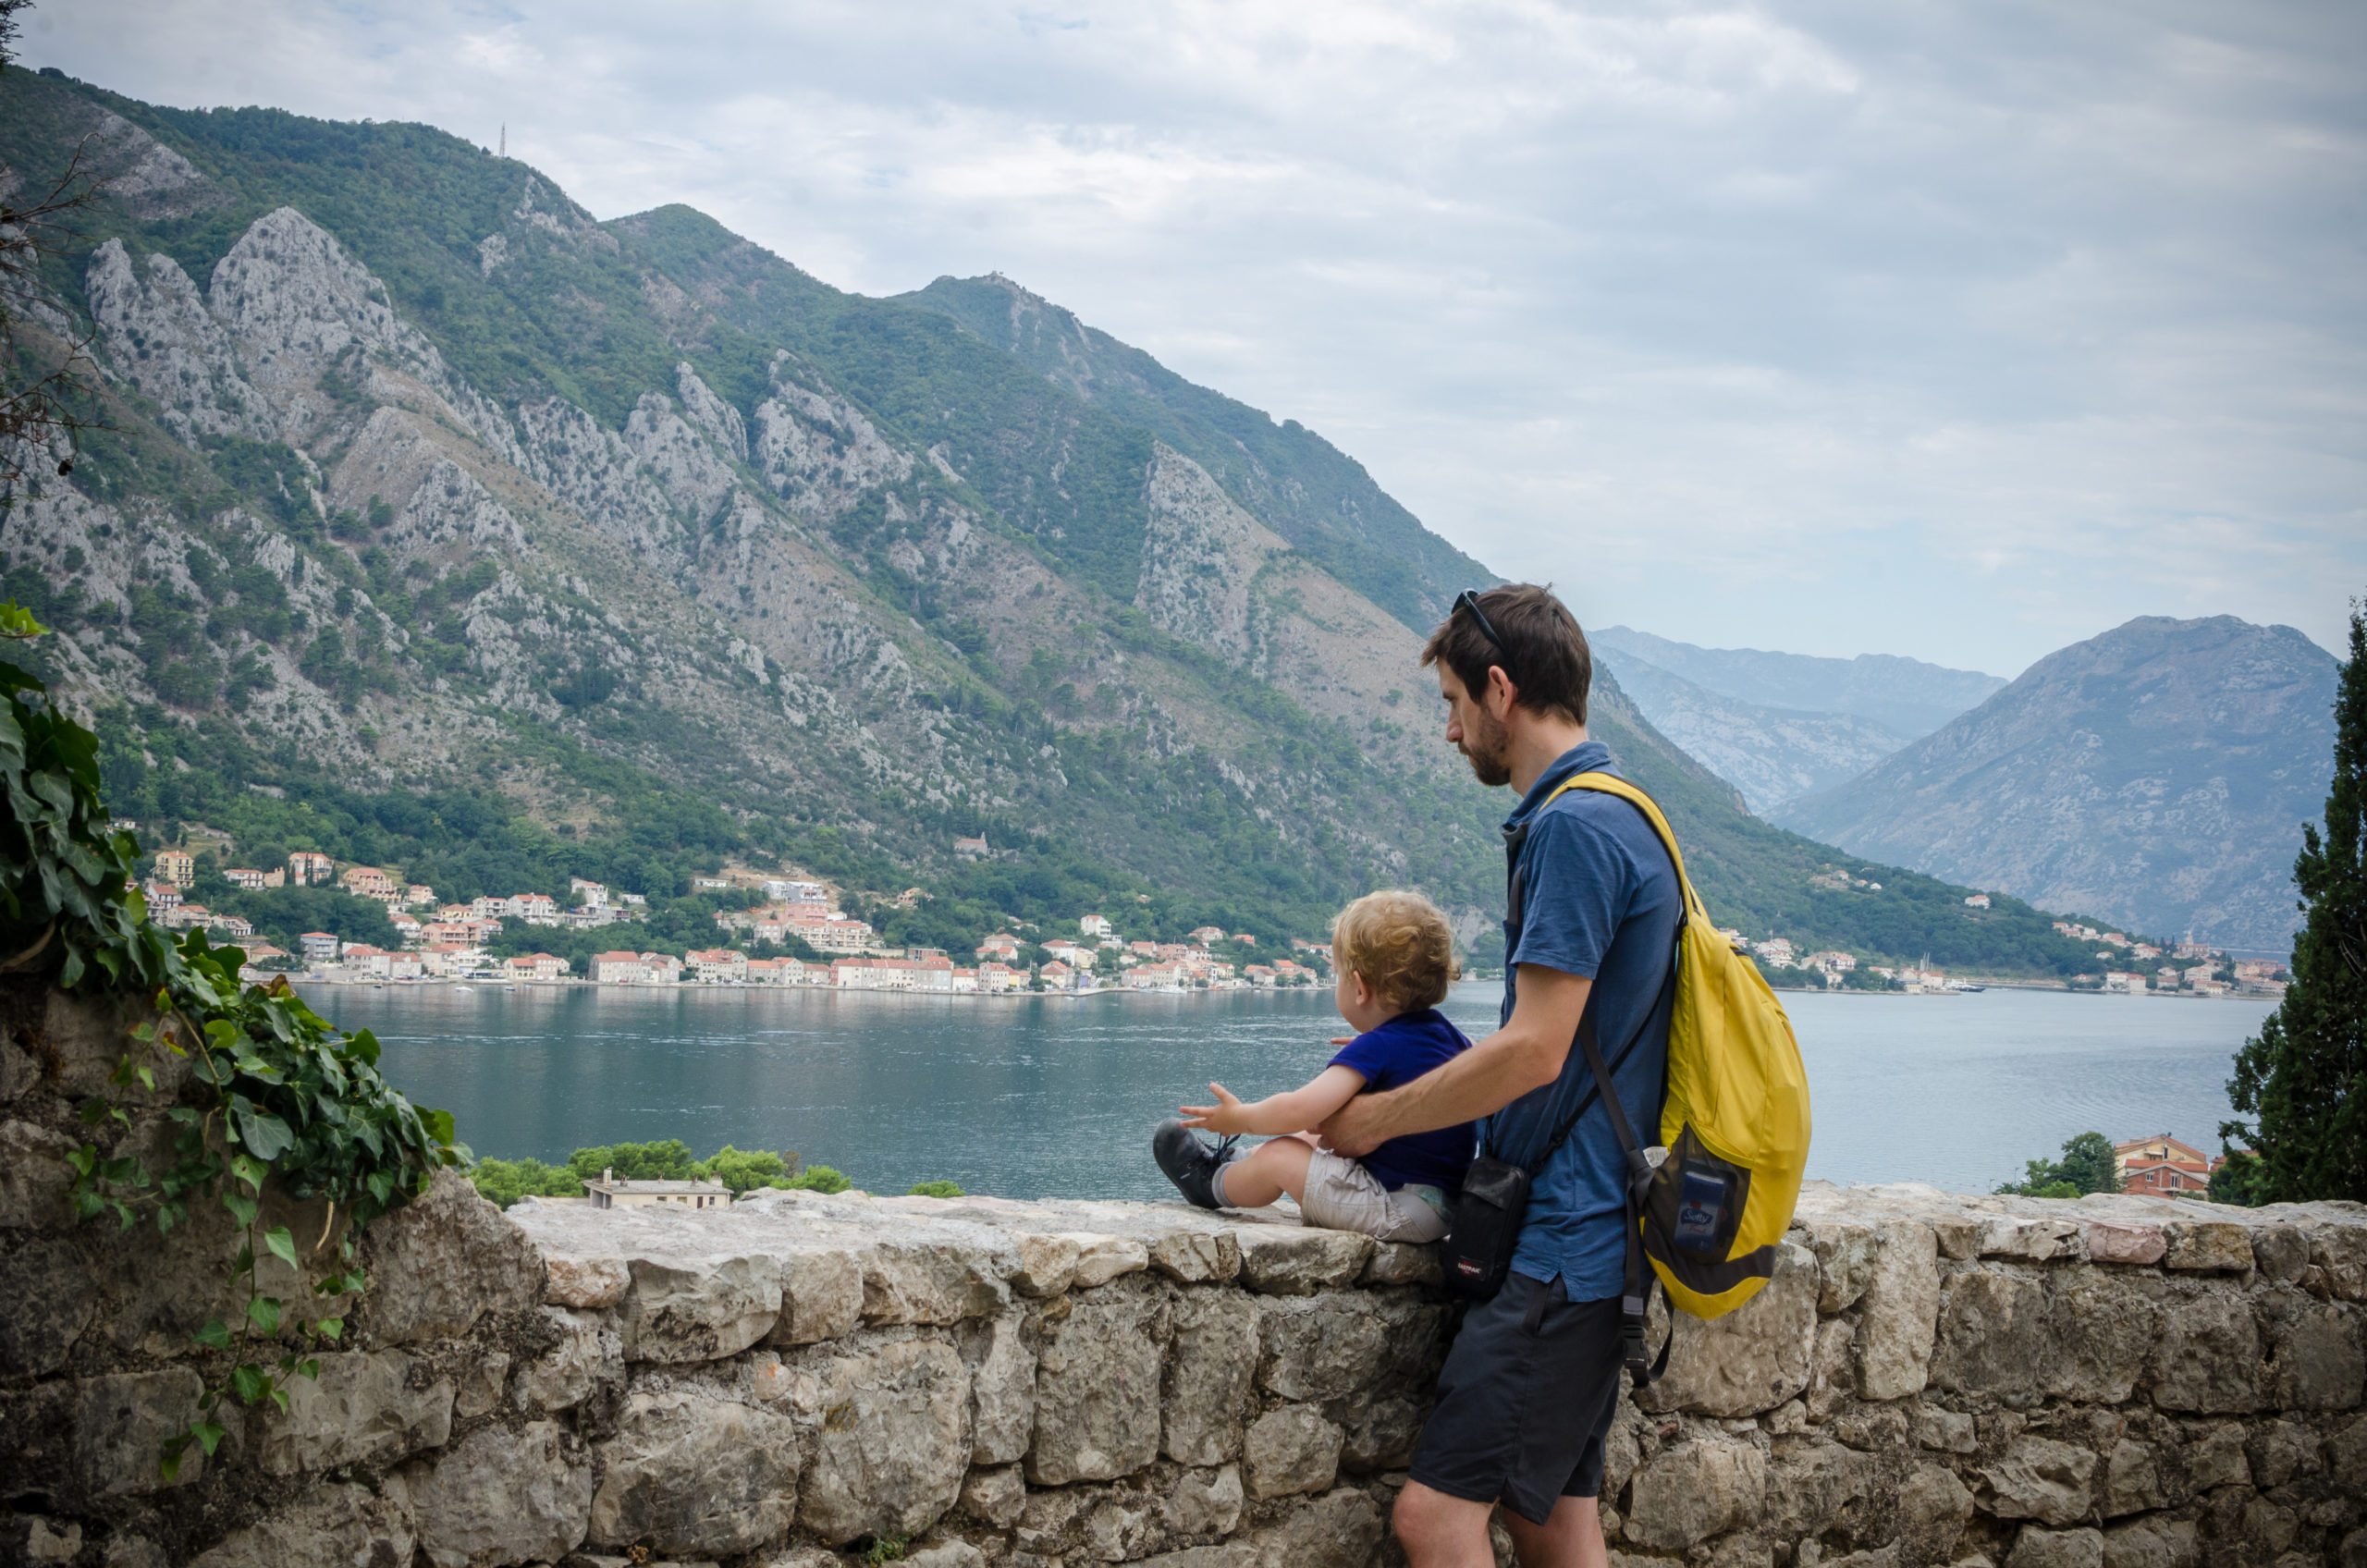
[31, 0, 2367, 674]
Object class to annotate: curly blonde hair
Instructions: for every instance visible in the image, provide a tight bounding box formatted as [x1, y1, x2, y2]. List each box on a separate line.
[1331, 889, 1459, 1015]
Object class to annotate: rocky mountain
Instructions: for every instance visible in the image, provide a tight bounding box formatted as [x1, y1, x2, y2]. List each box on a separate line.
[1593, 626, 2007, 740]
[0, 69, 2142, 976]
[1774, 616, 2340, 950]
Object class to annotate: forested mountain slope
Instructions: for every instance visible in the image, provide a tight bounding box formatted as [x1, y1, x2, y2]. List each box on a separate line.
[0, 68, 2129, 975]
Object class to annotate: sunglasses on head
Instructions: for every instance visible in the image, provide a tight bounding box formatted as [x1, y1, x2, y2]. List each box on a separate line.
[1453, 589, 1509, 658]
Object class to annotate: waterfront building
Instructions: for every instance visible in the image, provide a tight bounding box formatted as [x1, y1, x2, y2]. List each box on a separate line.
[585, 1170, 732, 1210]
[153, 851, 195, 888]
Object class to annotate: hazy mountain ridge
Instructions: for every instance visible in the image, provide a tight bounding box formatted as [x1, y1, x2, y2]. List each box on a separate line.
[1774, 615, 2338, 950]
[1592, 646, 1911, 815]
[1593, 625, 2006, 740]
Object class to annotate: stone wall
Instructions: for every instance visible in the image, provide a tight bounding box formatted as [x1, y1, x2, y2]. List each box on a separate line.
[4, 984, 2365, 1567]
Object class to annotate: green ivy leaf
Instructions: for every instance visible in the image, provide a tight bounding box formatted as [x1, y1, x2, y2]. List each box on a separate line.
[230, 1364, 269, 1404]
[246, 1295, 283, 1336]
[315, 1317, 343, 1341]
[223, 1190, 259, 1229]
[264, 1226, 299, 1270]
[191, 1317, 232, 1352]
[191, 1419, 227, 1455]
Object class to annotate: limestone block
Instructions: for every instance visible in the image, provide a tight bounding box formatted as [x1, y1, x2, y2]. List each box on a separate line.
[622, 1252, 782, 1364]
[960, 1463, 1027, 1527]
[1029, 1278, 1170, 1484]
[786, 1336, 968, 1543]
[1257, 1290, 1449, 1403]
[959, 1309, 1037, 1464]
[1246, 1486, 1384, 1568]
[1233, 1226, 1373, 1294]
[542, 1254, 629, 1309]
[2331, 1412, 2367, 1488]
[2099, 1439, 2162, 1517]
[1363, 1241, 1442, 1287]
[1916, 1406, 1979, 1454]
[1640, 1241, 1817, 1418]
[1857, 1221, 1941, 1401]
[2080, 1221, 2167, 1268]
[1980, 1437, 2098, 1527]
[1245, 1404, 1343, 1499]
[74, 1368, 210, 1497]
[4, 1518, 81, 1566]
[2246, 1418, 2323, 1488]
[862, 1237, 1012, 1325]
[1831, 1403, 1910, 1452]
[517, 1307, 622, 1412]
[2005, 1527, 2103, 1568]
[776, 1246, 864, 1343]
[452, 1350, 508, 1419]
[1931, 1269, 2046, 1396]
[1138, 1547, 1258, 1568]
[2159, 1221, 2251, 1274]
[1897, 1465, 1974, 1562]
[1257, 1290, 1389, 1402]
[188, 1480, 420, 1568]
[0, 1119, 80, 1231]
[2182, 1422, 2250, 1490]
[1980, 1216, 2081, 1263]
[251, 1348, 454, 1475]
[2150, 1294, 2262, 1413]
[2042, 1267, 2160, 1405]
[409, 1420, 591, 1568]
[0, 1235, 93, 1376]
[2265, 1296, 2364, 1411]
[2100, 1517, 2199, 1568]
[1807, 1317, 1858, 1421]
[2250, 1225, 2311, 1282]
[1165, 1288, 1259, 1465]
[1167, 1464, 1245, 1537]
[1067, 1231, 1150, 1288]
[1930, 1214, 1982, 1261]
[905, 1544, 987, 1568]
[589, 1390, 801, 1555]
[1082, 1482, 1170, 1560]
[360, 1170, 544, 1344]
[1807, 1220, 1880, 1313]
[1625, 1437, 1768, 1552]
[1150, 1226, 1240, 1284]
[1010, 1233, 1081, 1296]
[1342, 1395, 1425, 1472]
[2311, 1226, 2367, 1302]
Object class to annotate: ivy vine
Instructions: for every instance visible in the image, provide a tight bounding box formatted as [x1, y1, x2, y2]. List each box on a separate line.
[1, 603, 463, 1476]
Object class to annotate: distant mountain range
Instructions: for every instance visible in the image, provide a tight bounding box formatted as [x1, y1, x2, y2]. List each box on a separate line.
[1589, 628, 2005, 815]
[1773, 616, 2339, 951]
[1591, 627, 2008, 740]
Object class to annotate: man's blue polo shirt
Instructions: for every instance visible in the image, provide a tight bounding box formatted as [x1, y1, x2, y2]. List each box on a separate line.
[1482, 741, 1682, 1302]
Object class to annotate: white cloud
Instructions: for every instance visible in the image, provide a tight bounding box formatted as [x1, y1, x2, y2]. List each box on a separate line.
[35, 0, 2367, 671]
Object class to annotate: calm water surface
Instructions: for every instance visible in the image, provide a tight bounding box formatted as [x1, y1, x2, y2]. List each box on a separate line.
[307, 981, 2274, 1199]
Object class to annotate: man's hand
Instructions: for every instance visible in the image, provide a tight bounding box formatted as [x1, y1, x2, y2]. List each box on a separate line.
[1321, 1092, 1392, 1158]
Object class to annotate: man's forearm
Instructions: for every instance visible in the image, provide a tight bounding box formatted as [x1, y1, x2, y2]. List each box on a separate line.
[1348, 1026, 1565, 1144]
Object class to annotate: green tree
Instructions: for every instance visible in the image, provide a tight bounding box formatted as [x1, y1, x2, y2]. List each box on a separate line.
[566, 1139, 697, 1183]
[1998, 1131, 2119, 1198]
[2225, 599, 2367, 1203]
[2208, 1150, 2268, 1208]
[699, 1145, 796, 1194]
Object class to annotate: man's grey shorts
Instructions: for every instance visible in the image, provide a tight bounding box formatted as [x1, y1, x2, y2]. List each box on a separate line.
[1299, 1148, 1451, 1243]
[1407, 1272, 1625, 1525]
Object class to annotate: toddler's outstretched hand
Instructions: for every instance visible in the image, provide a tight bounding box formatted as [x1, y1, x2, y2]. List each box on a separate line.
[1179, 1082, 1247, 1133]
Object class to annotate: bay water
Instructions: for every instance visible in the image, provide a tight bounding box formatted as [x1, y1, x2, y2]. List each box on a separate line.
[307, 982, 2274, 1200]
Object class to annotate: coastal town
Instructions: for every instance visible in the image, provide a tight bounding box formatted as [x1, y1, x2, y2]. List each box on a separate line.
[133, 839, 2289, 1000]
[138, 846, 1336, 995]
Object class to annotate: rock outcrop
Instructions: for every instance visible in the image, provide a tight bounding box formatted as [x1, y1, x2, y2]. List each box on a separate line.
[7, 988, 2363, 1566]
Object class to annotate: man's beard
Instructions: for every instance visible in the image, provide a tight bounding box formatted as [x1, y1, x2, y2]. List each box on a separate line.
[1460, 706, 1513, 787]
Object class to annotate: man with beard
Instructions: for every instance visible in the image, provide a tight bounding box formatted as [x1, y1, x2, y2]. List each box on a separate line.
[1321, 583, 1681, 1568]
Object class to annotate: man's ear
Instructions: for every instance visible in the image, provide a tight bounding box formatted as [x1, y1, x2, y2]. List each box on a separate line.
[1485, 664, 1520, 719]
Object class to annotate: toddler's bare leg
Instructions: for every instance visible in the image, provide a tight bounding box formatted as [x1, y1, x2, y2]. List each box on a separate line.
[1218, 1137, 1317, 1207]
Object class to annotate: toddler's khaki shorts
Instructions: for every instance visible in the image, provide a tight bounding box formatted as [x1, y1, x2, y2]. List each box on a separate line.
[1300, 1148, 1452, 1243]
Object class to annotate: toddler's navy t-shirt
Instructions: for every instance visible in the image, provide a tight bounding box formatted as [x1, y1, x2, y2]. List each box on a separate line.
[1328, 1008, 1478, 1192]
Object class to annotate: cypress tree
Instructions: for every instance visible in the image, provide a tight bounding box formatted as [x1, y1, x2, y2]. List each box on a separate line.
[2223, 599, 2367, 1202]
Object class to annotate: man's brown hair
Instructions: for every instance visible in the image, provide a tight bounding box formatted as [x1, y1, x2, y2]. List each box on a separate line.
[1331, 889, 1459, 1015]
[1420, 583, 1592, 724]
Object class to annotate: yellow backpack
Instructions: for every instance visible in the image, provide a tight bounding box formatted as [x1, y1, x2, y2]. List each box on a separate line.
[1547, 774, 1812, 1346]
